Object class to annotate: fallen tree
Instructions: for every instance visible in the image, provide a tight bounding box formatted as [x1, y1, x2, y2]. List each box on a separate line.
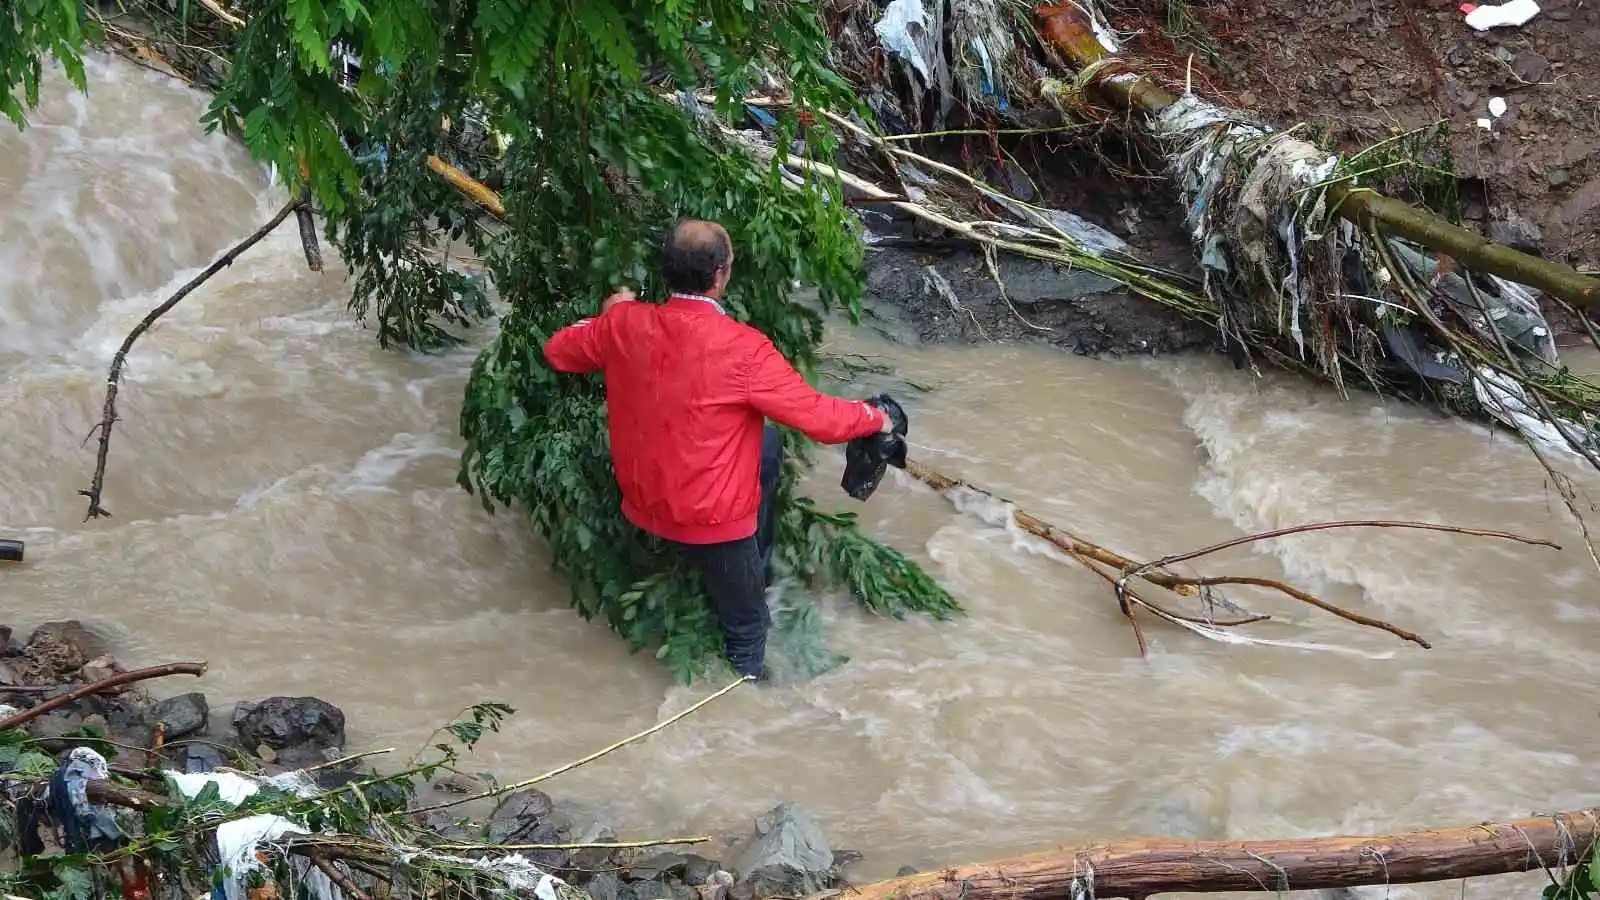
[845, 808, 1600, 899]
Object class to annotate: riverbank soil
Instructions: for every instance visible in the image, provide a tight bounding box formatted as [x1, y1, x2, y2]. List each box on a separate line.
[1134, 0, 1599, 271]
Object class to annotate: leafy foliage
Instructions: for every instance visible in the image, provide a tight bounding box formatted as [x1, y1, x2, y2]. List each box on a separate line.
[3, 0, 962, 679]
[1546, 842, 1600, 900]
[0, 0, 97, 128]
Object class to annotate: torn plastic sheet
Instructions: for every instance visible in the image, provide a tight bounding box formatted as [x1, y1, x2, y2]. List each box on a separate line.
[874, 0, 935, 86]
[168, 770, 337, 900]
[980, 191, 1132, 256]
[400, 851, 587, 900]
[1472, 366, 1598, 456]
[1387, 241, 1558, 365]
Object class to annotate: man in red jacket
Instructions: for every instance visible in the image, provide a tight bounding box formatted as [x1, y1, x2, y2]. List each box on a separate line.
[543, 220, 894, 680]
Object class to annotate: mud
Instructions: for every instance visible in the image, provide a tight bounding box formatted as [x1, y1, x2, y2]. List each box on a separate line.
[859, 244, 1214, 353]
[1157, 0, 1600, 269]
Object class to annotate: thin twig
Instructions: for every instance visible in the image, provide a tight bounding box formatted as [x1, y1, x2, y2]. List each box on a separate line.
[1141, 519, 1559, 570]
[405, 675, 752, 817]
[0, 661, 208, 730]
[431, 836, 711, 852]
[79, 199, 303, 520]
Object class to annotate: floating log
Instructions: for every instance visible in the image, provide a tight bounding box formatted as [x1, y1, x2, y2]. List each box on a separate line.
[1031, 2, 1600, 314]
[844, 807, 1600, 899]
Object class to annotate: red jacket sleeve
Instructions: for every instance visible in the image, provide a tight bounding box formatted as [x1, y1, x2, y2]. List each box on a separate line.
[743, 339, 887, 444]
[543, 316, 607, 374]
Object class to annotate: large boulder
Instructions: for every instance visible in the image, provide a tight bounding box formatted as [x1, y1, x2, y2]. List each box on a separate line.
[25, 621, 111, 675]
[150, 692, 209, 739]
[232, 696, 346, 752]
[731, 803, 835, 899]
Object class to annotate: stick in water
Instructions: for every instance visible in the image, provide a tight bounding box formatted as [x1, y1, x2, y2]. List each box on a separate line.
[405, 675, 753, 817]
[79, 199, 304, 520]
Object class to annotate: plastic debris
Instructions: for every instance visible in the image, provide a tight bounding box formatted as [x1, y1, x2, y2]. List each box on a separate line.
[1488, 97, 1508, 117]
[1462, 0, 1541, 30]
[169, 770, 337, 900]
[874, 0, 935, 86]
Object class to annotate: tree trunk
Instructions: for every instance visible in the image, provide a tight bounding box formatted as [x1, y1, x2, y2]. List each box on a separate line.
[1032, 3, 1600, 315]
[845, 808, 1599, 899]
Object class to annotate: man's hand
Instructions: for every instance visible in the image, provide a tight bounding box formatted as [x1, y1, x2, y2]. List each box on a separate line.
[601, 286, 636, 314]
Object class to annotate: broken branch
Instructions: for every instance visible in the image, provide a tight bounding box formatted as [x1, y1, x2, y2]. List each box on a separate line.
[843, 807, 1600, 899]
[0, 661, 207, 730]
[902, 459, 1433, 649]
[79, 199, 302, 521]
[426, 155, 506, 219]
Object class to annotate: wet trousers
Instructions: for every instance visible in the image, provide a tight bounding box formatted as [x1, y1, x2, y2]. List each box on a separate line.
[674, 425, 782, 679]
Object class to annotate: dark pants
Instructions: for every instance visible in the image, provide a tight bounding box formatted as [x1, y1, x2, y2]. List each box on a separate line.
[676, 426, 782, 679]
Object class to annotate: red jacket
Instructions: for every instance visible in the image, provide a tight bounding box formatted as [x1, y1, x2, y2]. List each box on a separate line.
[544, 295, 888, 544]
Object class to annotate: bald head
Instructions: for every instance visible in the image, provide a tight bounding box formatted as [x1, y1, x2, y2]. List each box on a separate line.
[662, 219, 734, 297]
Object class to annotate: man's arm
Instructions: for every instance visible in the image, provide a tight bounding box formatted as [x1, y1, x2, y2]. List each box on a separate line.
[542, 289, 633, 374]
[543, 317, 606, 374]
[744, 339, 888, 444]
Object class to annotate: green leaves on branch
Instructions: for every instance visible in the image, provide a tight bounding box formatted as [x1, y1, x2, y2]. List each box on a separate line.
[2, 0, 962, 679]
[0, 0, 98, 128]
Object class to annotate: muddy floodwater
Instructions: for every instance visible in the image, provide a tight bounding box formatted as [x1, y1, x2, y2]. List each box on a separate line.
[3, 54, 1598, 900]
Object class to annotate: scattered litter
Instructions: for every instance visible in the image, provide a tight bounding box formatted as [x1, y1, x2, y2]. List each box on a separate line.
[1488, 97, 1508, 117]
[1477, 117, 1494, 130]
[1461, 0, 1541, 30]
[168, 770, 335, 900]
[874, 0, 934, 86]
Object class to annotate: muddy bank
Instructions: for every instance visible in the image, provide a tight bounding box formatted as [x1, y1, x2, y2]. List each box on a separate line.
[1145, 0, 1599, 269]
[859, 244, 1214, 354]
[0, 619, 873, 900]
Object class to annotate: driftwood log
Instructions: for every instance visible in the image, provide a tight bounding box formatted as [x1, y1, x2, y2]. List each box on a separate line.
[1031, 2, 1600, 314]
[845, 808, 1600, 899]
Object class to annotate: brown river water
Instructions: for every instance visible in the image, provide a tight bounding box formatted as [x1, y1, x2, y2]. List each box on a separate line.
[2, 55, 1598, 899]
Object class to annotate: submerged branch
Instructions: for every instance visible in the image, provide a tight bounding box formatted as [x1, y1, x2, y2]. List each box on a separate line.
[78, 199, 304, 521]
[902, 459, 1439, 650]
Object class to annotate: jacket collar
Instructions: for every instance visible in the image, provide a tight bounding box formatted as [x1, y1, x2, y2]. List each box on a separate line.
[667, 292, 725, 315]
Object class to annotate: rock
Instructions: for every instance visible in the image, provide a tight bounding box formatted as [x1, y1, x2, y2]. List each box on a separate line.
[79, 655, 124, 685]
[423, 811, 476, 842]
[255, 744, 277, 763]
[150, 692, 209, 739]
[831, 849, 864, 871]
[1489, 213, 1544, 253]
[629, 853, 689, 882]
[1550, 169, 1572, 189]
[697, 871, 734, 900]
[731, 803, 834, 899]
[567, 820, 620, 873]
[431, 773, 482, 794]
[1511, 51, 1550, 83]
[587, 872, 623, 900]
[895, 865, 920, 877]
[486, 789, 557, 844]
[233, 696, 345, 751]
[184, 743, 227, 773]
[622, 881, 674, 900]
[680, 855, 721, 887]
[27, 712, 88, 752]
[25, 621, 111, 674]
[0, 659, 19, 685]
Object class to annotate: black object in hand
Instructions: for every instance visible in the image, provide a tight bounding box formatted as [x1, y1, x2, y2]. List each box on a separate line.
[841, 394, 909, 502]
